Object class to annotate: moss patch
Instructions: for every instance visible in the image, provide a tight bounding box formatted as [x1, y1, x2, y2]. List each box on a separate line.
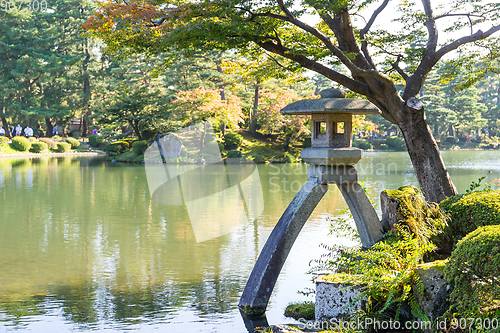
[440, 190, 500, 240]
[284, 301, 315, 320]
[417, 259, 448, 273]
[444, 225, 500, 317]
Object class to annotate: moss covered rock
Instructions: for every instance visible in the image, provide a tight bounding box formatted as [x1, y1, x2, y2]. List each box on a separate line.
[440, 190, 500, 240]
[380, 186, 448, 246]
[443, 225, 500, 317]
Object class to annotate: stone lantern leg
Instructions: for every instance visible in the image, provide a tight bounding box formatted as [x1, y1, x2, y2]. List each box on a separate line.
[239, 89, 384, 317]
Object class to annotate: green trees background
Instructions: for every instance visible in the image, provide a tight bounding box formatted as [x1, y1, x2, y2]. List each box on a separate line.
[0, 1, 499, 153]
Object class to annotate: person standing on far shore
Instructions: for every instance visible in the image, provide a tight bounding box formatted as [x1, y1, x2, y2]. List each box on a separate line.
[0, 126, 5, 136]
[15, 124, 22, 136]
[53, 123, 58, 136]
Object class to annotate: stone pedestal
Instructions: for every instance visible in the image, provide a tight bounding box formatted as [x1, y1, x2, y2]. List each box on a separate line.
[315, 275, 365, 321]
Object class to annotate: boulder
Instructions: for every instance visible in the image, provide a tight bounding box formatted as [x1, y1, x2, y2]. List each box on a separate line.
[413, 260, 452, 320]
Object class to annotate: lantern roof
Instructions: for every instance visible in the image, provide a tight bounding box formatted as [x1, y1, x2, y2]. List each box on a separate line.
[280, 88, 381, 116]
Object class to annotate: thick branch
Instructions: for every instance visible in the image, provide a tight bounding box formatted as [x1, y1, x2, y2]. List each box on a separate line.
[435, 24, 500, 59]
[404, 23, 500, 99]
[256, 41, 370, 97]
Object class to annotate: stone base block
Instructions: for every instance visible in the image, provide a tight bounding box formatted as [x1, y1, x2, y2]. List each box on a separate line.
[301, 148, 362, 166]
[315, 275, 365, 321]
[413, 260, 452, 320]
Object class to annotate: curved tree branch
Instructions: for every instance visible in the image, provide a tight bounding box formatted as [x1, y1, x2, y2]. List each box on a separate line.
[256, 41, 371, 97]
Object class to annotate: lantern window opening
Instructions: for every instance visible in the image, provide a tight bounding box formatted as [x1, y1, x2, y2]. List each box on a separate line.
[316, 121, 327, 138]
[335, 122, 345, 134]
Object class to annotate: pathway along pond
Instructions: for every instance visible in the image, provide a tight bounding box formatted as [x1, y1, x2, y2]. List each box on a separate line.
[0, 151, 499, 332]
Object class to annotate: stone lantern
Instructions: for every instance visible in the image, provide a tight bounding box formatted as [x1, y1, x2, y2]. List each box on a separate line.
[281, 88, 379, 165]
[239, 88, 384, 318]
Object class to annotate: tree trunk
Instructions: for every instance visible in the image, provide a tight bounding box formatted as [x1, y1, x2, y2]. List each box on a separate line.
[45, 118, 53, 137]
[399, 106, 457, 203]
[250, 80, 260, 134]
[1, 116, 10, 139]
[448, 124, 454, 137]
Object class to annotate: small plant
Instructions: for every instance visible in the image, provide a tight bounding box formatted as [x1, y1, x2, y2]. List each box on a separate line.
[27, 137, 37, 142]
[317, 225, 432, 322]
[56, 142, 71, 153]
[12, 137, 31, 151]
[0, 136, 9, 144]
[30, 141, 48, 153]
[52, 135, 62, 141]
[65, 137, 80, 149]
[132, 140, 148, 155]
[224, 132, 243, 150]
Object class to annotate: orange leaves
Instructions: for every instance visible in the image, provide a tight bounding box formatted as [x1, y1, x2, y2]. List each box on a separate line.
[173, 88, 244, 128]
[83, 1, 163, 33]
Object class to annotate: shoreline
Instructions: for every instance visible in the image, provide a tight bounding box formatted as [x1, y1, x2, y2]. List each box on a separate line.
[0, 151, 105, 159]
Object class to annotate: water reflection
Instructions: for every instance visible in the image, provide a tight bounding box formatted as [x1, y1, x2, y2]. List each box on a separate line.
[0, 152, 499, 332]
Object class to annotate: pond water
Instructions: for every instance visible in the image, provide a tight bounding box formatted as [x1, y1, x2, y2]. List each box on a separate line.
[0, 151, 499, 333]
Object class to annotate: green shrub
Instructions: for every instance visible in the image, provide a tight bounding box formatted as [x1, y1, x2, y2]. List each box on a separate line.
[445, 136, 459, 144]
[71, 131, 80, 139]
[443, 225, 500, 317]
[65, 137, 80, 149]
[132, 140, 148, 155]
[89, 134, 105, 147]
[38, 137, 56, 148]
[104, 140, 129, 155]
[226, 150, 242, 158]
[439, 190, 500, 240]
[30, 141, 48, 153]
[224, 132, 243, 149]
[385, 136, 406, 151]
[379, 143, 389, 150]
[357, 140, 373, 150]
[56, 142, 71, 153]
[12, 137, 31, 151]
[52, 135, 62, 141]
[0, 136, 9, 144]
[28, 137, 37, 142]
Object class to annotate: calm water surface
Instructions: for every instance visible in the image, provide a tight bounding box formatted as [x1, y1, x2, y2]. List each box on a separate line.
[0, 151, 499, 332]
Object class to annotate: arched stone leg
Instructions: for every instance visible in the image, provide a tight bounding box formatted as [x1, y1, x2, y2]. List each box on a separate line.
[238, 178, 328, 316]
[337, 182, 383, 248]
